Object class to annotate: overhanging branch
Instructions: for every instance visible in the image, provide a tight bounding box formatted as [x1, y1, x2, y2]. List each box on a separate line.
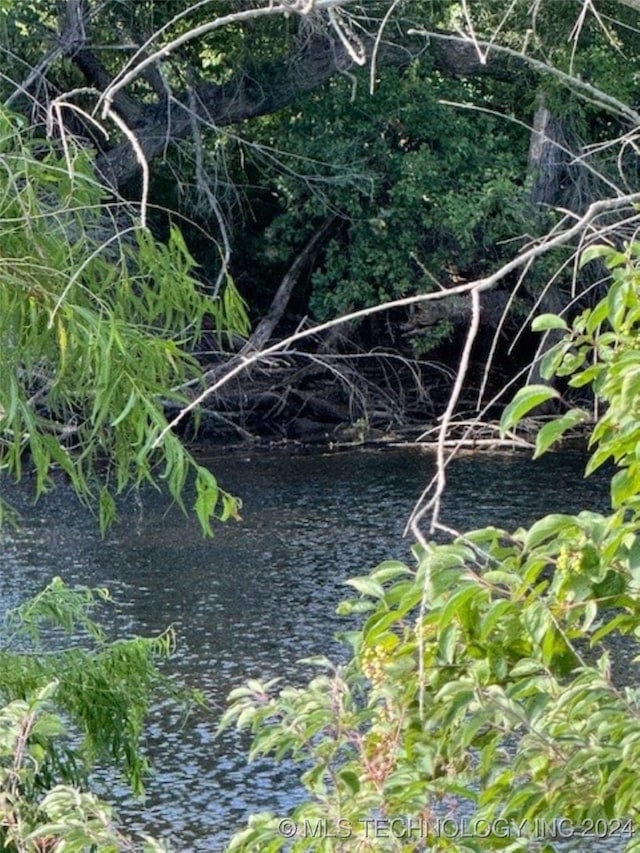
[94, 29, 532, 190]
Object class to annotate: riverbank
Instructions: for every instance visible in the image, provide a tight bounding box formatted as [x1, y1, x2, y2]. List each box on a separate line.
[186, 414, 592, 459]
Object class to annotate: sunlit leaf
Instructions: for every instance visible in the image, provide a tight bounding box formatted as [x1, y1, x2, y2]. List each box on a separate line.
[500, 385, 559, 433]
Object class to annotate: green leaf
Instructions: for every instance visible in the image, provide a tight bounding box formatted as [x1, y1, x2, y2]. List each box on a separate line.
[339, 769, 360, 794]
[611, 467, 640, 509]
[110, 389, 138, 427]
[438, 623, 459, 664]
[582, 600, 598, 632]
[579, 243, 615, 268]
[479, 600, 515, 640]
[525, 514, 576, 550]
[621, 366, 640, 411]
[591, 613, 632, 644]
[509, 658, 545, 677]
[363, 610, 403, 643]
[98, 488, 117, 535]
[531, 313, 568, 332]
[370, 560, 411, 583]
[523, 601, 552, 646]
[605, 251, 628, 269]
[585, 298, 609, 333]
[585, 443, 615, 476]
[533, 409, 589, 458]
[345, 576, 385, 599]
[439, 583, 481, 631]
[194, 468, 219, 536]
[500, 385, 559, 433]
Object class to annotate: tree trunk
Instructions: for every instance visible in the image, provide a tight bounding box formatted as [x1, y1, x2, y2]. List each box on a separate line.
[528, 93, 569, 206]
[527, 92, 570, 392]
[241, 218, 335, 354]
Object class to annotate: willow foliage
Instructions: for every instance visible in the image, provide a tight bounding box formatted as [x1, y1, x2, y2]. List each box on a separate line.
[0, 578, 186, 851]
[0, 107, 248, 533]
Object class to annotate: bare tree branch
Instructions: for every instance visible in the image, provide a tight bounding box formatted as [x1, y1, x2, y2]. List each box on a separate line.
[412, 29, 640, 125]
[153, 190, 640, 455]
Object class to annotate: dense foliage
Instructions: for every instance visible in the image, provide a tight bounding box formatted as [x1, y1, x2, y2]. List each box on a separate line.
[243, 66, 534, 335]
[0, 578, 187, 852]
[170, 0, 638, 352]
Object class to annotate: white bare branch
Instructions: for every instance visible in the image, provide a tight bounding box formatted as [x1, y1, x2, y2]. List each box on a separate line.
[153, 191, 640, 478]
[100, 0, 363, 117]
[409, 29, 640, 126]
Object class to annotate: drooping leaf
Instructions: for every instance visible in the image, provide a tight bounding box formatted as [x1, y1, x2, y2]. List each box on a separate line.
[531, 313, 568, 332]
[500, 385, 559, 433]
[533, 409, 589, 458]
[579, 243, 615, 268]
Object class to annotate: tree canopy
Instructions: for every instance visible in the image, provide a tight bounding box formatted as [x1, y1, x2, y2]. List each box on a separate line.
[0, 1, 637, 461]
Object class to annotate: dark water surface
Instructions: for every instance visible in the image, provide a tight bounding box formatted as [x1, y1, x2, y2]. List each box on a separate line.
[0, 449, 612, 850]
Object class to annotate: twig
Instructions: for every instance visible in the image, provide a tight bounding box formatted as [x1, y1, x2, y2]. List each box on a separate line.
[407, 288, 481, 543]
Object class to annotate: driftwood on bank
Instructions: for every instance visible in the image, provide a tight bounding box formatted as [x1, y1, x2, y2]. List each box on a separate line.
[200, 217, 334, 386]
[190, 341, 445, 443]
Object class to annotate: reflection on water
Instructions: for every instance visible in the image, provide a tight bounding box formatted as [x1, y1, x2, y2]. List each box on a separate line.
[0, 449, 613, 850]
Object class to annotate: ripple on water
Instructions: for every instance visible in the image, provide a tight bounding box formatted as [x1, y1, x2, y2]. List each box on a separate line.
[0, 449, 616, 850]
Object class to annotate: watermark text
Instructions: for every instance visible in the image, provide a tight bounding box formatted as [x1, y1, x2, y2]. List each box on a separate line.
[276, 816, 636, 841]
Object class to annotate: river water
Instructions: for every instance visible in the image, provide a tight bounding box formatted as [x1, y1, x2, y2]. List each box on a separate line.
[0, 449, 614, 850]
